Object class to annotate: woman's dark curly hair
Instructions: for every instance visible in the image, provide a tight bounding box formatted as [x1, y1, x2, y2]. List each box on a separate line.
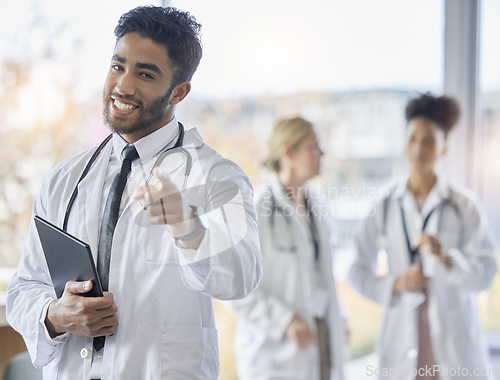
[405, 92, 461, 136]
[114, 6, 202, 87]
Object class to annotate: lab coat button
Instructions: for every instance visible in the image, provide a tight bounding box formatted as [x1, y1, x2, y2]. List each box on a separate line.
[80, 348, 90, 359]
[407, 348, 418, 359]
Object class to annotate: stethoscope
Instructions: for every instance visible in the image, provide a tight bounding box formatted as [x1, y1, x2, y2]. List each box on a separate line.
[62, 122, 191, 231]
[268, 187, 320, 260]
[398, 196, 461, 264]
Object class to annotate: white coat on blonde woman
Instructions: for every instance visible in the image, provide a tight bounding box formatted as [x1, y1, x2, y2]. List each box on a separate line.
[227, 175, 346, 380]
[349, 176, 497, 380]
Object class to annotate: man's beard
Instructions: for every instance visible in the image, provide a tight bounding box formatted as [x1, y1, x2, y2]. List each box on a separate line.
[103, 86, 174, 135]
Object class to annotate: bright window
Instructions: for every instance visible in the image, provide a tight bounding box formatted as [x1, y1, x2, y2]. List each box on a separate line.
[4, 1, 500, 379]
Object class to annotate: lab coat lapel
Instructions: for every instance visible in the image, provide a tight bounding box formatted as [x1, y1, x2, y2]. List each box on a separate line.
[77, 140, 113, 260]
[391, 179, 417, 270]
[268, 176, 310, 234]
[419, 178, 452, 236]
[399, 191, 422, 254]
[269, 177, 316, 269]
[310, 196, 332, 277]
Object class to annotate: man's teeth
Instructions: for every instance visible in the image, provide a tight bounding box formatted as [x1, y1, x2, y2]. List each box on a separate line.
[114, 99, 137, 111]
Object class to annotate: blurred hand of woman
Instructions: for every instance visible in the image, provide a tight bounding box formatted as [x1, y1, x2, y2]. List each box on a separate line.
[286, 314, 317, 349]
[419, 233, 454, 268]
[418, 233, 444, 257]
[393, 267, 428, 292]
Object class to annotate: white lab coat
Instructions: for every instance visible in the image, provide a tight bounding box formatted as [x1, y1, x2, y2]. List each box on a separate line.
[7, 124, 262, 380]
[227, 176, 346, 380]
[349, 177, 497, 380]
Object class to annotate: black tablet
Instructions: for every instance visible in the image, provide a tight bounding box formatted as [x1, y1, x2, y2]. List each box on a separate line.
[34, 216, 103, 298]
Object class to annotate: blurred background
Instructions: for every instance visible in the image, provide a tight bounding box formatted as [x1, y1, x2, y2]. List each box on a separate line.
[0, 0, 499, 378]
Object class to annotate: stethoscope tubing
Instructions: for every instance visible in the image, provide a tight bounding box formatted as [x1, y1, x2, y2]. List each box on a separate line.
[397, 196, 461, 263]
[63, 123, 187, 231]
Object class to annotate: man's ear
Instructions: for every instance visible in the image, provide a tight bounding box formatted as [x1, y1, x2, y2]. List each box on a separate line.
[169, 82, 191, 105]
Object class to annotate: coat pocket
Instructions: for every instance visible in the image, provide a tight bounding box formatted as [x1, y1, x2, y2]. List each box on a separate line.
[161, 327, 219, 379]
[145, 224, 178, 264]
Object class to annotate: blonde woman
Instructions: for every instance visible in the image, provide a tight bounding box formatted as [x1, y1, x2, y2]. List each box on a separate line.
[228, 117, 345, 380]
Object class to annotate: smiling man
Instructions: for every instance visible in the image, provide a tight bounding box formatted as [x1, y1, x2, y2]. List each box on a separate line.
[103, 33, 182, 140]
[7, 6, 262, 380]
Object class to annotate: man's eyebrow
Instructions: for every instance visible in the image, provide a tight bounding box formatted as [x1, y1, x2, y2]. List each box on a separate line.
[111, 54, 126, 63]
[110, 55, 163, 76]
[136, 62, 163, 76]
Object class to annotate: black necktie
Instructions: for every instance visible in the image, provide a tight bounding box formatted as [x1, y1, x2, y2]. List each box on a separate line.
[94, 144, 139, 352]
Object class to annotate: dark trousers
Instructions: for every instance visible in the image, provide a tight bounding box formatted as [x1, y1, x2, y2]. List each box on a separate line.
[316, 317, 331, 380]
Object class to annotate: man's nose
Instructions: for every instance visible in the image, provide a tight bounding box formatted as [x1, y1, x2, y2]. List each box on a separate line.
[115, 72, 136, 96]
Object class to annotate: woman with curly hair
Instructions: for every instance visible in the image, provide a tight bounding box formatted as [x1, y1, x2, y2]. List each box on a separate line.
[349, 93, 497, 379]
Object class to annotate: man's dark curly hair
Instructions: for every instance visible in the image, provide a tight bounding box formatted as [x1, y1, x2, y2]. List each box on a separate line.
[114, 6, 202, 87]
[405, 92, 461, 136]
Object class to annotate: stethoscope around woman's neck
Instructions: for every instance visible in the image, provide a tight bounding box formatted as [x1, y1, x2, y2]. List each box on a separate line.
[398, 194, 461, 264]
[62, 122, 188, 231]
[268, 185, 320, 260]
